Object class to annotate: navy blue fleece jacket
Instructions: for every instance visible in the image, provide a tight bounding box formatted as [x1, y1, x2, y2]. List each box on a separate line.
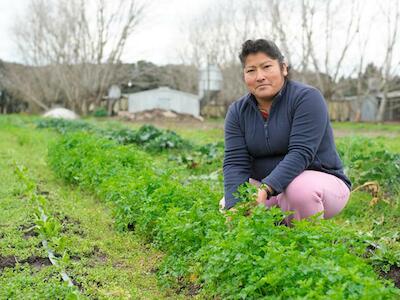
[223, 80, 351, 209]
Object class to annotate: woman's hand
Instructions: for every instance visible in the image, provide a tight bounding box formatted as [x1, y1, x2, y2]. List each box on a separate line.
[256, 183, 273, 205]
[256, 188, 268, 205]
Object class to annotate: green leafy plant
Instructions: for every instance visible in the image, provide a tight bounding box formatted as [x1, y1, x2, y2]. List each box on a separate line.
[37, 119, 190, 152]
[337, 137, 400, 196]
[46, 132, 400, 298]
[36, 118, 94, 134]
[92, 107, 108, 117]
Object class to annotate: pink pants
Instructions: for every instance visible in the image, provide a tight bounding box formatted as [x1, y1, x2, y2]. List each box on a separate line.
[222, 171, 350, 222]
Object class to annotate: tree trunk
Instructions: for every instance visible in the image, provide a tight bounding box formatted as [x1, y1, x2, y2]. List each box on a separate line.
[107, 98, 117, 116]
[377, 88, 388, 122]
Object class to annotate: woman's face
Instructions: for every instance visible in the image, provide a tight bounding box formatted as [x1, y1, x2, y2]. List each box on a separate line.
[243, 52, 287, 102]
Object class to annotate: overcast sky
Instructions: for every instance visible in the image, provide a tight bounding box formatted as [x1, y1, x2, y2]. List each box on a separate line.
[1, 0, 398, 76]
[0, 0, 28, 63]
[0, 0, 213, 65]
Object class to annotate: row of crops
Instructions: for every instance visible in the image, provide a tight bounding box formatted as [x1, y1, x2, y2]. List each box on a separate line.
[38, 118, 400, 299]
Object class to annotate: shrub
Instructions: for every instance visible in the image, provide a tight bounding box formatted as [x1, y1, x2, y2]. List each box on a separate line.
[92, 107, 108, 117]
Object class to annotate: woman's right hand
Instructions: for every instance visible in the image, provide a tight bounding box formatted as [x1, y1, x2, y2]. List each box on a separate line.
[256, 188, 268, 205]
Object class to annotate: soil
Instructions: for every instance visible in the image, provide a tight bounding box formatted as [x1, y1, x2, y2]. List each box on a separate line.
[126, 222, 135, 231]
[382, 266, 400, 288]
[175, 276, 202, 296]
[38, 190, 50, 196]
[23, 230, 38, 239]
[118, 109, 204, 123]
[0, 255, 17, 270]
[23, 256, 52, 268]
[85, 245, 108, 266]
[19, 223, 39, 239]
[55, 213, 81, 227]
[57, 214, 86, 237]
[18, 223, 35, 231]
[186, 283, 202, 296]
[71, 278, 85, 291]
[0, 255, 51, 271]
[93, 248, 107, 263]
[116, 109, 225, 131]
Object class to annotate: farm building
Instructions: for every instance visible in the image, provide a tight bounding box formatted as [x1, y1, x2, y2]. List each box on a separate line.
[329, 89, 400, 122]
[127, 86, 201, 117]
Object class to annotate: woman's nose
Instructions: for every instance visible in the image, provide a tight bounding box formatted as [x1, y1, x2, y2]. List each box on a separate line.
[256, 70, 265, 81]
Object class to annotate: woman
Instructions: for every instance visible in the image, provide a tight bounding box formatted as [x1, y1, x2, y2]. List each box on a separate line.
[221, 39, 351, 224]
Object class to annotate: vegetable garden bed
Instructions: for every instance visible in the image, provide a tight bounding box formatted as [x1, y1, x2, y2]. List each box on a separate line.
[41, 118, 400, 299]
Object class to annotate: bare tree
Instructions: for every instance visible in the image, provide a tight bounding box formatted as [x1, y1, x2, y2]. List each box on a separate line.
[178, 0, 269, 108]
[175, 0, 400, 121]
[181, 0, 263, 68]
[180, 0, 366, 108]
[267, 0, 298, 66]
[353, 1, 375, 122]
[377, 0, 400, 122]
[300, 0, 361, 100]
[5, 0, 145, 115]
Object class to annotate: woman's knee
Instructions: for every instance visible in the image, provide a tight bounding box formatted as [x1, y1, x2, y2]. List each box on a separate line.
[283, 175, 323, 209]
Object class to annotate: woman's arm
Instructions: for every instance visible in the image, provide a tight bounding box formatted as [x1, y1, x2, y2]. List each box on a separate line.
[223, 103, 252, 209]
[261, 88, 328, 193]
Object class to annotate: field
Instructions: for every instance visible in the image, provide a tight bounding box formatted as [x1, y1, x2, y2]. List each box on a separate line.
[0, 115, 399, 299]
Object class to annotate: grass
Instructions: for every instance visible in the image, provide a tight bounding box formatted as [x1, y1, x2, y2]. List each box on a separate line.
[332, 121, 400, 133]
[0, 121, 184, 299]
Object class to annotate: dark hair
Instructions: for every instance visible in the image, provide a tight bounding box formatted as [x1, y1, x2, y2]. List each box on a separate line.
[239, 39, 285, 67]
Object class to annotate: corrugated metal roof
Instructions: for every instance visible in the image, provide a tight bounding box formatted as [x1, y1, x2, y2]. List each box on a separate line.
[127, 86, 200, 101]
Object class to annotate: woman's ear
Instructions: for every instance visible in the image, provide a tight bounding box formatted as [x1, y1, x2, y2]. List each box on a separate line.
[282, 63, 288, 77]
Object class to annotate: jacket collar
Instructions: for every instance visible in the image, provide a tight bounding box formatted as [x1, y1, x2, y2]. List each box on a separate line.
[247, 79, 289, 109]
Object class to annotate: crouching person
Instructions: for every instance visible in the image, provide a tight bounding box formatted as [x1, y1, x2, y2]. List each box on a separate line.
[221, 39, 351, 224]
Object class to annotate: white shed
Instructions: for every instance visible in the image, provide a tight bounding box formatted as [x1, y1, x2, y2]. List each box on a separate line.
[127, 86, 201, 117]
[43, 108, 79, 119]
